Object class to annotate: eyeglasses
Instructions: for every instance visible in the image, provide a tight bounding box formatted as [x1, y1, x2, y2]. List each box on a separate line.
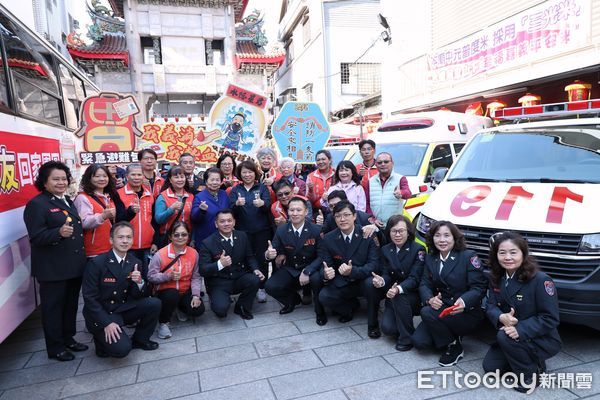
[277, 190, 292, 198]
[390, 228, 408, 235]
[376, 160, 391, 165]
[220, 162, 233, 166]
[141, 156, 156, 161]
[172, 233, 189, 238]
[334, 212, 354, 220]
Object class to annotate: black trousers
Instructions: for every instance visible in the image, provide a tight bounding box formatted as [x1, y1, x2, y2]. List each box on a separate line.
[155, 288, 206, 323]
[363, 277, 390, 328]
[381, 292, 421, 345]
[39, 277, 82, 356]
[319, 281, 362, 318]
[309, 273, 326, 316]
[483, 330, 561, 379]
[264, 268, 303, 306]
[247, 228, 272, 288]
[412, 305, 483, 349]
[91, 297, 161, 358]
[206, 273, 260, 317]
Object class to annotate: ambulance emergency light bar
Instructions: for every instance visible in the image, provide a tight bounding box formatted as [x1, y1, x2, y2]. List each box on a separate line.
[493, 99, 600, 120]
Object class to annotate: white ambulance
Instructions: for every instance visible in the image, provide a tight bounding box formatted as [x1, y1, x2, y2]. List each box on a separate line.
[415, 100, 600, 330]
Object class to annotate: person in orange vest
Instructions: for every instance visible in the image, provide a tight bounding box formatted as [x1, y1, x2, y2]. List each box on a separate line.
[74, 164, 130, 258]
[138, 148, 165, 198]
[148, 221, 205, 339]
[117, 163, 157, 278]
[154, 165, 194, 248]
[271, 178, 318, 226]
[356, 139, 378, 190]
[306, 149, 335, 214]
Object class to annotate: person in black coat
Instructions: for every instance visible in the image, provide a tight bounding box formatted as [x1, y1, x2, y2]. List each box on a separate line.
[366, 215, 425, 349]
[198, 209, 265, 319]
[483, 231, 561, 393]
[265, 197, 322, 315]
[82, 221, 161, 358]
[412, 220, 487, 367]
[23, 161, 88, 361]
[317, 201, 380, 325]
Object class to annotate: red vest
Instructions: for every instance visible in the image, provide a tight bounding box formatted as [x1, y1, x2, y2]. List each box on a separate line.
[158, 188, 193, 234]
[80, 192, 114, 257]
[307, 169, 334, 209]
[118, 184, 155, 249]
[154, 244, 198, 294]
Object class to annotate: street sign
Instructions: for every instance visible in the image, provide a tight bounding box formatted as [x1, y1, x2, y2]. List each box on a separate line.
[272, 101, 330, 163]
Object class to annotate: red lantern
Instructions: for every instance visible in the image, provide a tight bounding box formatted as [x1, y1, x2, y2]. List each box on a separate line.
[486, 100, 506, 117]
[465, 102, 483, 116]
[518, 93, 541, 107]
[164, 117, 168, 122]
[565, 80, 592, 102]
[150, 117, 155, 122]
[188, 116, 192, 122]
[175, 117, 179, 123]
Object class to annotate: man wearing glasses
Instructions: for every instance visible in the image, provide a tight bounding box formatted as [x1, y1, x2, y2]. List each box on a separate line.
[317, 201, 380, 325]
[271, 179, 314, 225]
[366, 153, 411, 231]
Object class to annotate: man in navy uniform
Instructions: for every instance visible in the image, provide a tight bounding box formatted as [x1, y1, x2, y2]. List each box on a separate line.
[83, 221, 161, 358]
[265, 197, 322, 315]
[318, 201, 380, 324]
[198, 209, 265, 319]
[320, 190, 379, 239]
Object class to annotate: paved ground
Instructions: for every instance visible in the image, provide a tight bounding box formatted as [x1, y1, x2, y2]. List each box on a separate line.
[0, 295, 598, 400]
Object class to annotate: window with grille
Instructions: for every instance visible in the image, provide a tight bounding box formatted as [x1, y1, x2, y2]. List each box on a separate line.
[340, 62, 380, 95]
[303, 83, 313, 101]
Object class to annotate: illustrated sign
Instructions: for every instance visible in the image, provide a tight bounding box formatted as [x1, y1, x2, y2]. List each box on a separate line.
[208, 84, 268, 155]
[427, 0, 591, 84]
[75, 92, 144, 165]
[272, 101, 330, 163]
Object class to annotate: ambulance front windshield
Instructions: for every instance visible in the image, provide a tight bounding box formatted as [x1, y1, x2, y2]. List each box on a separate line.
[447, 126, 600, 183]
[350, 143, 428, 176]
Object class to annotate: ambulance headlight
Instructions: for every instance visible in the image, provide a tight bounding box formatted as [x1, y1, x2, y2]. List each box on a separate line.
[579, 234, 600, 253]
[416, 214, 437, 235]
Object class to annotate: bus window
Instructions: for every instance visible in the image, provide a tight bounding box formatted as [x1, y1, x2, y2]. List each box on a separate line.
[58, 64, 79, 129]
[0, 13, 62, 124]
[0, 40, 9, 112]
[426, 144, 452, 178]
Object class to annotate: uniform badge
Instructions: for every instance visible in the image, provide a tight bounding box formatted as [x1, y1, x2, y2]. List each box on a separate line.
[470, 256, 481, 269]
[544, 281, 555, 296]
[103, 277, 116, 283]
[304, 238, 315, 246]
[418, 251, 425, 262]
[516, 294, 523, 301]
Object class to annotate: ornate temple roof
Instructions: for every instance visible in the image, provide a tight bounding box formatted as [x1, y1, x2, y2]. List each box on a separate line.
[67, 32, 129, 71]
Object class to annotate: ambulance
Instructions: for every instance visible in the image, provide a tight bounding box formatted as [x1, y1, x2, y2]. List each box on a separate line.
[415, 100, 600, 330]
[350, 111, 493, 218]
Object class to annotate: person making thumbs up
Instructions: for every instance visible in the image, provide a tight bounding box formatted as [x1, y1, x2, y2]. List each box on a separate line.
[191, 167, 229, 246]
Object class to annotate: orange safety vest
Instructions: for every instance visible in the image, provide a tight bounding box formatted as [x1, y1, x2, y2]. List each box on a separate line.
[356, 162, 378, 190]
[118, 184, 155, 249]
[158, 188, 193, 234]
[307, 169, 334, 209]
[80, 192, 114, 257]
[154, 244, 198, 294]
[271, 195, 309, 220]
[143, 172, 165, 198]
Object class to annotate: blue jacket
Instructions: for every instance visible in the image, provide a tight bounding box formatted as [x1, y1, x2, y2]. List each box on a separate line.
[191, 189, 229, 245]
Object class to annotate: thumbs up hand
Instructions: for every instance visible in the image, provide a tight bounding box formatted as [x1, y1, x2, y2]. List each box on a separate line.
[59, 221, 74, 238]
[387, 282, 399, 298]
[429, 292, 443, 310]
[199, 200, 208, 211]
[339, 260, 352, 276]
[172, 265, 181, 281]
[131, 264, 142, 284]
[323, 262, 335, 281]
[236, 193, 246, 206]
[219, 250, 232, 267]
[315, 210, 324, 225]
[500, 307, 519, 327]
[265, 240, 277, 260]
[371, 271, 385, 288]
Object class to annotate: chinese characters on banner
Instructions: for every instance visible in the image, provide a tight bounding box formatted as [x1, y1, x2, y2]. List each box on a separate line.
[272, 102, 331, 164]
[427, 0, 591, 84]
[0, 131, 60, 213]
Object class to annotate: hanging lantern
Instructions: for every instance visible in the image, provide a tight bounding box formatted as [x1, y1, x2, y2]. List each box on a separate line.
[188, 116, 192, 122]
[164, 117, 168, 122]
[175, 117, 179, 123]
[565, 80, 592, 102]
[518, 93, 541, 107]
[465, 102, 483, 116]
[486, 100, 506, 117]
[150, 116, 155, 122]
[200, 115, 205, 122]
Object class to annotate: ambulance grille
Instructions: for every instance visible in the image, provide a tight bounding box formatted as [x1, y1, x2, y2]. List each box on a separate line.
[456, 225, 597, 281]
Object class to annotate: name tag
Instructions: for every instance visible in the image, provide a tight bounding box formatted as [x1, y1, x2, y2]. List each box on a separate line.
[304, 238, 315, 246]
[103, 277, 116, 283]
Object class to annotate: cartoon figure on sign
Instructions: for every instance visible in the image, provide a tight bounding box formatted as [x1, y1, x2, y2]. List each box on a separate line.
[75, 93, 143, 152]
[221, 112, 246, 151]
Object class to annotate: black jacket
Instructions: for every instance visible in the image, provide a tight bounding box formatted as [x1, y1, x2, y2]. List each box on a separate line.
[198, 230, 259, 280]
[271, 221, 322, 277]
[380, 241, 425, 293]
[82, 251, 147, 331]
[23, 191, 86, 281]
[318, 227, 380, 287]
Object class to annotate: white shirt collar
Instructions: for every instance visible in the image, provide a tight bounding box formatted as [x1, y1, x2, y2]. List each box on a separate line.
[342, 229, 355, 242]
[112, 250, 125, 264]
[440, 252, 451, 262]
[292, 223, 304, 235]
[220, 233, 233, 241]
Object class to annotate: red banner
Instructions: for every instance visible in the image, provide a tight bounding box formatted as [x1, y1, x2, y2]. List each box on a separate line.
[0, 131, 60, 213]
[226, 84, 267, 109]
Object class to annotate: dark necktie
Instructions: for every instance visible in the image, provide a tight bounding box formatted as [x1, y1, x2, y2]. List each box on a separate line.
[295, 231, 301, 238]
[345, 236, 351, 244]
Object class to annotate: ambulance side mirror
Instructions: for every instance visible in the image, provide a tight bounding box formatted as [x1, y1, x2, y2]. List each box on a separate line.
[430, 167, 448, 190]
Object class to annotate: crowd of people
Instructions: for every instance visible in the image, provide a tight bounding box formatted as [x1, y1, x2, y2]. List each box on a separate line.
[23, 139, 561, 393]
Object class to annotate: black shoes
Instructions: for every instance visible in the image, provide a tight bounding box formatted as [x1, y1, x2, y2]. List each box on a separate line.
[301, 289, 312, 305]
[395, 342, 413, 352]
[49, 350, 75, 361]
[368, 326, 381, 339]
[234, 304, 254, 320]
[438, 337, 464, 366]
[338, 314, 353, 323]
[316, 314, 328, 326]
[280, 295, 302, 315]
[132, 339, 159, 351]
[66, 342, 89, 352]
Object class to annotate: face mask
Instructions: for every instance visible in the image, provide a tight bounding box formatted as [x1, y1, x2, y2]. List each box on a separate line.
[232, 122, 242, 132]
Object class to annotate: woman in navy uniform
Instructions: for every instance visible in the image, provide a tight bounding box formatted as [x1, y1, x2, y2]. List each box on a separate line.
[265, 197, 322, 315]
[318, 201, 380, 325]
[412, 220, 487, 366]
[366, 215, 425, 349]
[198, 209, 265, 320]
[483, 231, 561, 392]
[23, 161, 88, 361]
